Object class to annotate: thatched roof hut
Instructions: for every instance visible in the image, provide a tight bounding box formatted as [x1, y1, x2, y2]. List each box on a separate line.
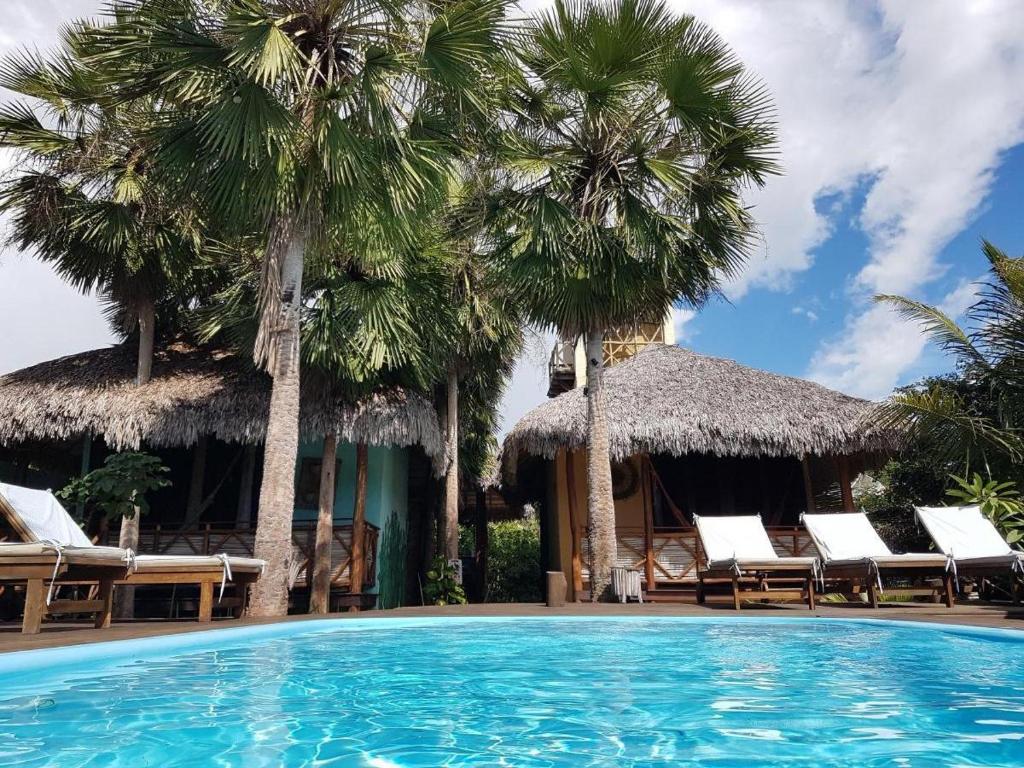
[503, 345, 895, 480]
[0, 343, 443, 458]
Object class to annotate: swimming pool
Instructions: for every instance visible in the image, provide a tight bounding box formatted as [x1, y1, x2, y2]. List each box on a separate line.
[0, 617, 1021, 766]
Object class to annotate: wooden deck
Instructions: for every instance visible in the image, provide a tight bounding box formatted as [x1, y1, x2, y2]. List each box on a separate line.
[0, 601, 1019, 654]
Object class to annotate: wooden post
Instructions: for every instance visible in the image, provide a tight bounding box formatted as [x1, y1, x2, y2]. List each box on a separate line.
[564, 450, 583, 600]
[186, 436, 209, 522]
[349, 443, 368, 612]
[94, 580, 114, 628]
[22, 579, 45, 634]
[837, 455, 855, 512]
[641, 457, 656, 592]
[801, 456, 816, 513]
[309, 434, 337, 614]
[236, 444, 258, 526]
[198, 580, 214, 622]
[474, 488, 488, 602]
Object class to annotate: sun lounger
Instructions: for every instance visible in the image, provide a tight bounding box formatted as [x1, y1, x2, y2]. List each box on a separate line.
[694, 514, 819, 609]
[916, 505, 1024, 602]
[0, 541, 132, 633]
[0, 482, 264, 621]
[802, 512, 955, 608]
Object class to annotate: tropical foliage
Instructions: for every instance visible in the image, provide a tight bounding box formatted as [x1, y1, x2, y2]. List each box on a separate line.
[59, 452, 170, 523]
[946, 473, 1024, 544]
[69, 0, 513, 615]
[874, 241, 1024, 475]
[423, 555, 468, 606]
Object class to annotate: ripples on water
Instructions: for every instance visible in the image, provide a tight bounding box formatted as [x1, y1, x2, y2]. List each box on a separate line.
[0, 619, 1022, 767]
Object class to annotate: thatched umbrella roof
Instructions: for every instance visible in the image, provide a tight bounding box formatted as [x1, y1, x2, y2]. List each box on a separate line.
[0, 343, 443, 458]
[502, 345, 895, 479]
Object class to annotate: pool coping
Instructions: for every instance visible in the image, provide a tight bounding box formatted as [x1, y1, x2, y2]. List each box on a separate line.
[2, 614, 1022, 683]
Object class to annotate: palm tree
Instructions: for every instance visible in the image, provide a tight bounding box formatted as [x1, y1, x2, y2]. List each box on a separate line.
[466, 0, 778, 598]
[874, 240, 1024, 474]
[0, 34, 202, 615]
[83, 0, 511, 615]
[434, 241, 522, 561]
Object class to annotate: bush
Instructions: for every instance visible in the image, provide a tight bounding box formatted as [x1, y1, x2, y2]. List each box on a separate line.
[486, 517, 541, 603]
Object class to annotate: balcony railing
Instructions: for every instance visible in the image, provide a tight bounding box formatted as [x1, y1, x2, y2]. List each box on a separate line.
[579, 526, 815, 585]
[107, 521, 379, 589]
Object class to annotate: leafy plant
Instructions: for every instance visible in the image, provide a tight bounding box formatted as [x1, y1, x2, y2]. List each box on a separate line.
[946, 473, 1024, 544]
[486, 518, 542, 603]
[59, 452, 170, 522]
[422, 556, 467, 606]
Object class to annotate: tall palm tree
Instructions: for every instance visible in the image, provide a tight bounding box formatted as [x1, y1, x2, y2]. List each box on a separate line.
[874, 241, 1024, 473]
[466, 0, 778, 597]
[0, 34, 202, 615]
[434, 241, 522, 561]
[83, 0, 511, 615]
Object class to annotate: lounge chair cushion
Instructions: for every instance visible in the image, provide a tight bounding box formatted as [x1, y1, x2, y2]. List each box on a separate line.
[802, 512, 947, 570]
[0, 541, 131, 566]
[802, 512, 893, 561]
[133, 554, 264, 573]
[916, 505, 1017, 560]
[695, 515, 778, 563]
[0, 482, 93, 547]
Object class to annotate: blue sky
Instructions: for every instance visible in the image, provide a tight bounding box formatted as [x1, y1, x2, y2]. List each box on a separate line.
[0, 1, 1023, 440]
[686, 143, 1024, 384]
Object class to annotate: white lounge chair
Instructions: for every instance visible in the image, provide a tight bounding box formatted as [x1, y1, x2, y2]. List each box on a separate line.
[694, 514, 819, 610]
[802, 512, 955, 608]
[0, 482, 264, 621]
[916, 505, 1024, 602]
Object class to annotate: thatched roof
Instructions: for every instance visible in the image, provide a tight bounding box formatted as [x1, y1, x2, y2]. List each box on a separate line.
[0, 343, 443, 458]
[503, 345, 895, 479]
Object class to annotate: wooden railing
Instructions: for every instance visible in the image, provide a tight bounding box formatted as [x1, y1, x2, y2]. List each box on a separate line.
[107, 522, 379, 589]
[580, 526, 815, 585]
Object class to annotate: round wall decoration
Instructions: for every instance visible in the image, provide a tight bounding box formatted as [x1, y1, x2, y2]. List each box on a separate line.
[611, 459, 639, 500]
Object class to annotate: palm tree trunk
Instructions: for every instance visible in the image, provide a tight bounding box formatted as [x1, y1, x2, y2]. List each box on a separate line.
[584, 329, 616, 601]
[249, 226, 306, 618]
[114, 296, 156, 619]
[349, 443, 369, 612]
[309, 434, 337, 614]
[443, 364, 459, 561]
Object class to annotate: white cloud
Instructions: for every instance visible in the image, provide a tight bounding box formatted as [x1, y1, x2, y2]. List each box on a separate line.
[791, 306, 819, 324]
[671, 307, 697, 343]
[666, 0, 1024, 398]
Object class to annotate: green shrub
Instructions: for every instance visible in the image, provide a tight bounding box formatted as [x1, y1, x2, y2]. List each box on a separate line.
[486, 517, 541, 603]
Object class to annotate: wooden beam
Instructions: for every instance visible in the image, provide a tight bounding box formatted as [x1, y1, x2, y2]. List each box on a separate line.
[801, 456, 816, 514]
[310, 434, 337, 614]
[837, 455, 855, 512]
[564, 450, 583, 600]
[641, 457, 655, 591]
[349, 443, 369, 612]
[185, 435, 208, 522]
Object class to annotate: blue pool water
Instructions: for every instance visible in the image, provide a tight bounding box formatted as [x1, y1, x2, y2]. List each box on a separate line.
[0, 617, 1022, 767]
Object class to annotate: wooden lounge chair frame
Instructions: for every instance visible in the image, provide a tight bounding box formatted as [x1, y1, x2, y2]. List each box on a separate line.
[0, 547, 129, 633]
[815, 560, 955, 609]
[697, 561, 817, 610]
[0, 485, 262, 623]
